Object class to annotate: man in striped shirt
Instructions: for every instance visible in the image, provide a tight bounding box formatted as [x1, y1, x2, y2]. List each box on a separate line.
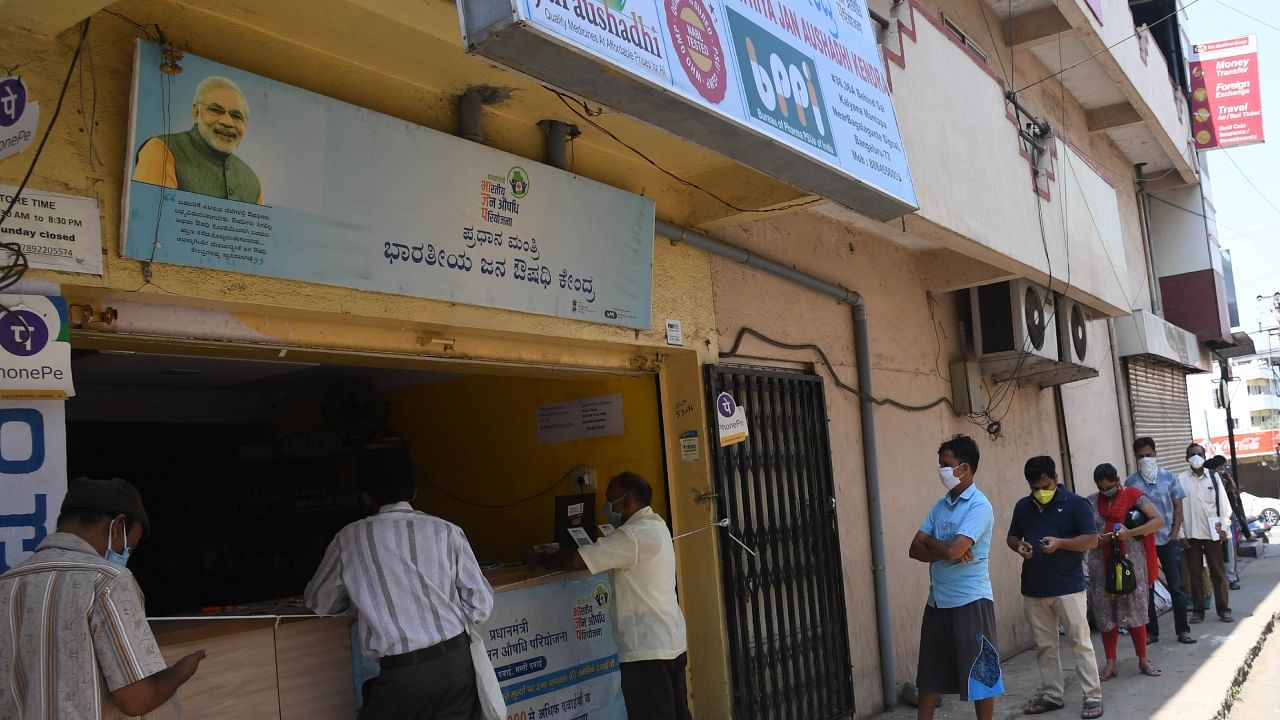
[0, 477, 206, 718]
[305, 447, 494, 719]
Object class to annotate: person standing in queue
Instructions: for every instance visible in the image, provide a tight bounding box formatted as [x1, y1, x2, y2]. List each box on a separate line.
[1124, 437, 1195, 644]
[1177, 443, 1234, 624]
[305, 447, 494, 720]
[0, 477, 207, 718]
[534, 472, 691, 720]
[909, 434, 1002, 720]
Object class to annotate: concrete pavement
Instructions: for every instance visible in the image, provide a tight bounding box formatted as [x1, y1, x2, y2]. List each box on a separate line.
[874, 549, 1280, 720]
[1228, 621, 1280, 718]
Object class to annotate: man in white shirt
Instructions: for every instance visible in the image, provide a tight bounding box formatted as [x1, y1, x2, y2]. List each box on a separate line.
[537, 472, 690, 719]
[1177, 443, 1233, 624]
[305, 448, 494, 719]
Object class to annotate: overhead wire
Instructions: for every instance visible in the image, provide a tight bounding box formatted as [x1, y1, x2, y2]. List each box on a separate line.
[1014, 0, 1204, 93]
[1211, 0, 1280, 34]
[1223, 151, 1280, 218]
[547, 87, 822, 214]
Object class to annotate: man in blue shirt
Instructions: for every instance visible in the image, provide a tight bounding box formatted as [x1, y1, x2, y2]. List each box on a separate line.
[1008, 456, 1102, 718]
[1125, 437, 1194, 644]
[909, 435, 1000, 720]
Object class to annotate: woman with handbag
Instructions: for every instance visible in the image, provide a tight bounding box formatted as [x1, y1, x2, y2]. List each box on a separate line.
[1086, 463, 1165, 682]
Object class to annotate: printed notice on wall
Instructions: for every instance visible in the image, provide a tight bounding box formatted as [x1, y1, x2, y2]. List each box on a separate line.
[0, 186, 102, 275]
[537, 394, 624, 444]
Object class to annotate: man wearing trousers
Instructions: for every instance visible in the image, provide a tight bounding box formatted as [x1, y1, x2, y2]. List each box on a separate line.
[1178, 443, 1234, 624]
[1126, 437, 1196, 644]
[1008, 456, 1103, 718]
[306, 447, 494, 719]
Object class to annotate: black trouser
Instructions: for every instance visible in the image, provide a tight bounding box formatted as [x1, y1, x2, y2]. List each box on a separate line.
[620, 653, 692, 720]
[361, 642, 479, 720]
[1186, 539, 1231, 617]
[1148, 541, 1190, 637]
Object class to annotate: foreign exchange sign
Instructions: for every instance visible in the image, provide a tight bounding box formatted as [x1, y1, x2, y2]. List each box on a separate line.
[1190, 35, 1264, 151]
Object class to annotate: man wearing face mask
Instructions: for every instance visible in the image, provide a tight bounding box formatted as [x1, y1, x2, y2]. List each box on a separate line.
[1007, 456, 1102, 718]
[909, 435, 1001, 720]
[535, 472, 689, 719]
[1124, 437, 1194, 644]
[0, 477, 206, 718]
[1177, 443, 1234, 624]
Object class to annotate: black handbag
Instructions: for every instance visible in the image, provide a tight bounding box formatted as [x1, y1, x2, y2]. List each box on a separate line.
[1106, 536, 1137, 595]
[1123, 506, 1146, 530]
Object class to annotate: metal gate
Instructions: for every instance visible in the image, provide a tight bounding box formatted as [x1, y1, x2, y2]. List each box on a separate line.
[705, 365, 855, 720]
[1126, 359, 1194, 472]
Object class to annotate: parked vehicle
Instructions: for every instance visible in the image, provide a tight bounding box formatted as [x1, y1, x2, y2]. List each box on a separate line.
[1241, 492, 1280, 526]
[1248, 516, 1272, 542]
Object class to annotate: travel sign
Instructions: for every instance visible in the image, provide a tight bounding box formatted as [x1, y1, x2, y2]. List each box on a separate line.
[462, 0, 917, 219]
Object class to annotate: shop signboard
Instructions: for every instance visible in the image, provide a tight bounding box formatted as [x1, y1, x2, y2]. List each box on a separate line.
[0, 295, 74, 398]
[0, 185, 104, 275]
[1197, 430, 1280, 460]
[0, 75, 38, 162]
[122, 41, 655, 330]
[479, 573, 626, 718]
[0, 398, 66, 571]
[460, 0, 918, 219]
[1190, 35, 1264, 151]
[715, 391, 749, 446]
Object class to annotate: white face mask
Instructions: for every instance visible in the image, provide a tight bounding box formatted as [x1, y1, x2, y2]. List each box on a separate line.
[1188, 455, 1206, 471]
[1138, 457, 1159, 481]
[937, 465, 963, 491]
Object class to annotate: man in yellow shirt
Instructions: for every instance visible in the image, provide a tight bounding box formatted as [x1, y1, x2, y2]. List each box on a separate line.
[133, 75, 264, 204]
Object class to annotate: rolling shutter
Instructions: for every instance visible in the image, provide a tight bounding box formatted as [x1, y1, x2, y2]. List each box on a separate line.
[1126, 359, 1195, 472]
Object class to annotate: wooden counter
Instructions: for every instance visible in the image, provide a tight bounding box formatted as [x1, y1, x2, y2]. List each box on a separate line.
[144, 615, 355, 720]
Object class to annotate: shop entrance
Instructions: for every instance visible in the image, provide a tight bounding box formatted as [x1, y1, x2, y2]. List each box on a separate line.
[66, 344, 668, 617]
[706, 365, 855, 720]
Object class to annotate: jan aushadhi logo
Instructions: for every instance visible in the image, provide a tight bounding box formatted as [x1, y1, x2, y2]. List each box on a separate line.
[538, 0, 665, 61]
[728, 9, 836, 156]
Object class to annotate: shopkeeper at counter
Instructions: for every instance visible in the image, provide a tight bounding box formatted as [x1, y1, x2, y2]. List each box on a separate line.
[535, 472, 691, 720]
[304, 448, 494, 720]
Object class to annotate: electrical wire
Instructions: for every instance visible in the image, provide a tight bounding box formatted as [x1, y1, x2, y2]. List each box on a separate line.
[976, 0, 1011, 90]
[423, 466, 586, 509]
[1211, 0, 1280, 34]
[718, 326, 957, 413]
[548, 88, 822, 214]
[1014, 0, 1204, 93]
[1224, 151, 1280, 218]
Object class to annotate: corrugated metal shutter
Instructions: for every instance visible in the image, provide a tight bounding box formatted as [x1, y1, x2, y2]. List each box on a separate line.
[1126, 359, 1194, 471]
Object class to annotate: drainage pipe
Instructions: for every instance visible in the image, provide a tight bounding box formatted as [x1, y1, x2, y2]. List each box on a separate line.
[654, 219, 898, 710]
[459, 88, 485, 143]
[541, 120, 572, 170]
[1108, 318, 1136, 475]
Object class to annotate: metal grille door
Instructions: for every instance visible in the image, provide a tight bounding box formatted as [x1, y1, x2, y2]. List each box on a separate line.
[1126, 359, 1194, 472]
[706, 366, 855, 720]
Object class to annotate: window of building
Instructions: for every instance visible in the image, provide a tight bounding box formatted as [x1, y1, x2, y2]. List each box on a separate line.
[941, 15, 990, 64]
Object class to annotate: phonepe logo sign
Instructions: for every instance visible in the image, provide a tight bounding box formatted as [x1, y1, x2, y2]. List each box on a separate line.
[0, 400, 65, 572]
[728, 9, 836, 157]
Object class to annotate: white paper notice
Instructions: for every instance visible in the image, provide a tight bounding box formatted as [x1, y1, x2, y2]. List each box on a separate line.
[537, 393, 624, 444]
[0, 186, 103, 275]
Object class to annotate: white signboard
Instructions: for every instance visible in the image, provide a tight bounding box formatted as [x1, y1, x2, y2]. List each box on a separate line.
[465, 0, 917, 213]
[537, 393, 625, 444]
[0, 398, 66, 571]
[715, 391, 749, 446]
[0, 76, 38, 162]
[0, 295, 74, 398]
[0, 185, 103, 275]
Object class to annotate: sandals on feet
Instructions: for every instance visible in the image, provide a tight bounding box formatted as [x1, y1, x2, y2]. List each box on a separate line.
[1099, 667, 1119, 682]
[1081, 701, 1104, 719]
[1022, 697, 1065, 715]
[1139, 661, 1163, 677]
[1178, 632, 1198, 644]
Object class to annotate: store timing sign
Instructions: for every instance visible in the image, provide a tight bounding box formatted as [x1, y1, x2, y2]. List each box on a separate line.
[1190, 35, 1264, 151]
[470, 0, 917, 211]
[122, 41, 655, 330]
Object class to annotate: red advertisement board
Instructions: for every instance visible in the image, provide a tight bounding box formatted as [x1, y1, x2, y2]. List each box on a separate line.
[1190, 35, 1264, 150]
[1197, 430, 1280, 460]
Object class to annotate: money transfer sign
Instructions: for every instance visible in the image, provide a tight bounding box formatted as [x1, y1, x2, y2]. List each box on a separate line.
[1190, 35, 1264, 150]
[480, 573, 626, 719]
[462, 0, 917, 218]
[122, 41, 654, 330]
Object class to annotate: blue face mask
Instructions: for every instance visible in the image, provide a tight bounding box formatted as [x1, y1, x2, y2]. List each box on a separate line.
[604, 497, 625, 527]
[105, 517, 132, 567]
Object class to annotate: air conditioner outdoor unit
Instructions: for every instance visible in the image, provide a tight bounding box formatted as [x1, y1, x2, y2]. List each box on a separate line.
[1020, 293, 1103, 387]
[970, 279, 1058, 379]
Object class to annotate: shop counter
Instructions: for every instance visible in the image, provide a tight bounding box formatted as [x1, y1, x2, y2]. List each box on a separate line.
[144, 614, 355, 720]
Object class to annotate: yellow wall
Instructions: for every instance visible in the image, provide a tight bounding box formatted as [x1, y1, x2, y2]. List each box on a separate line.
[386, 373, 667, 561]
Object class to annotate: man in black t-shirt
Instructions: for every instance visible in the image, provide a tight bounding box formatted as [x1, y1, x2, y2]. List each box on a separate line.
[1008, 456, 1103, 718]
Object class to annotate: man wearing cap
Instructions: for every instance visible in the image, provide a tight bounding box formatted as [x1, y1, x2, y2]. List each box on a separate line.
[0, 477, 206, 718]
